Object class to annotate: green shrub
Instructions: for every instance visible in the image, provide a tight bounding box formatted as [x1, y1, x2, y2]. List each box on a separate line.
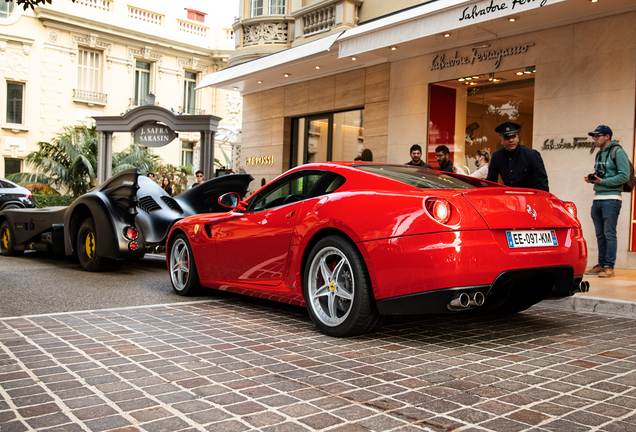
[34, 194, 76, 208]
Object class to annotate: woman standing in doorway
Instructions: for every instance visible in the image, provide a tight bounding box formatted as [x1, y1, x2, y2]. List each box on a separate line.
[470, 149, 490, 179]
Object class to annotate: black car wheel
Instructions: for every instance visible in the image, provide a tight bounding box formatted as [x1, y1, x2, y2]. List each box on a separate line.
[169, 234, 201, 296]
[76, 218, 121, 272]
[303, 235, 381, 337]
[1, 221, 23, 256]
[2, 204, 21, 210]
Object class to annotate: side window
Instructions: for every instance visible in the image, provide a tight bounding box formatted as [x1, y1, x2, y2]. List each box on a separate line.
[0, 180, 11, 188]
[251, 173, 323, 211]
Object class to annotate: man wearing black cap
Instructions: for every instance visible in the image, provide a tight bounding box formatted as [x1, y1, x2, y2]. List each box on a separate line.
[486, 122, 549, 191]
[584, 125, 631, 278]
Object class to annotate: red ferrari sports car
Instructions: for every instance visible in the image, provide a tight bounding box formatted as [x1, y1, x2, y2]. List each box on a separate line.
[166, 163, 588, 337]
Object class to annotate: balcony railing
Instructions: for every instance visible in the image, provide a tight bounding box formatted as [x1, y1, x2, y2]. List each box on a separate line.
[302, 4, 335, 36]
[177, 19, 208, 37]
[128, 6, 163, 26]
[178, 106, 205, 115]
[243, 20, 289, 47]
[73, 89, 107, 106]
[76, 0, 111, 12]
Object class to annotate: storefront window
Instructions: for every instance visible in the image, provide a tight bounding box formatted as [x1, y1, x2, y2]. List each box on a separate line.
[428, 68, 535, 174]
[292, 109, 365, 167]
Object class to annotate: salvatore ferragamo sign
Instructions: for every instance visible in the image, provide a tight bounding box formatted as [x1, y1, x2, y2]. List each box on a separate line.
[541, 137, 596, 154]
[430, 43, 534, 71]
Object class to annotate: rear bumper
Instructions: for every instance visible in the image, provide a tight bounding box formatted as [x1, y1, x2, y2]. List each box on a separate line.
[376, 266, 582, 315]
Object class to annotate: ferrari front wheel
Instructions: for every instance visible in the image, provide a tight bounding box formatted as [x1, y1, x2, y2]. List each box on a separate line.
[1, 221, 23, 256]
[169, 235, 201, 296]
[76, 218, 120, 272]
[303, 235, 381, 337]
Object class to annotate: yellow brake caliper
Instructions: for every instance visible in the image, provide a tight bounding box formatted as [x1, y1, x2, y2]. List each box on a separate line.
[2, 229, 8, 249]
[85, 232, 95, 259]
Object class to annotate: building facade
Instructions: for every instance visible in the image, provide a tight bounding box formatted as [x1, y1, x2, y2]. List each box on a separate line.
[201, 0, 636, 269]
[1, 0, 241, 182]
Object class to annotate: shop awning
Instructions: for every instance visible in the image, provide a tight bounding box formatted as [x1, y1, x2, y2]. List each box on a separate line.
[196, 32, 344, 91]
[337, 0, 568, 58]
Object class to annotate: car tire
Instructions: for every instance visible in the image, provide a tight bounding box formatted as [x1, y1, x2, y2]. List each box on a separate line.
[2, 204, 21, 210]
[76, 218, 120, 272]
[169, 234, 201, 296]
[303, 235, 381, 337]
[1, 220, 24, 256]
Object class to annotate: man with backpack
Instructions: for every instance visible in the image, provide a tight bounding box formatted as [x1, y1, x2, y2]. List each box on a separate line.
[584, 125, 633, 278]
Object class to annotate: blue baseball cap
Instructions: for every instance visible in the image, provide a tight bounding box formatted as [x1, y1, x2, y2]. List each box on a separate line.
[588, 125, 612, 137]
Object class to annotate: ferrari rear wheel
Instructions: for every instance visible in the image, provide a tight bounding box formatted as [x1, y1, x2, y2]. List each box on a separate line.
[170, 235, 201, 296]
[1, 221, 23, 256]
[76, 218, 120, 272]
[303, 235, 381, 337]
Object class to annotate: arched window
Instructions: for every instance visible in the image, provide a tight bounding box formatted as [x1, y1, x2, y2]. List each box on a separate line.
[0, 1, 16, 18]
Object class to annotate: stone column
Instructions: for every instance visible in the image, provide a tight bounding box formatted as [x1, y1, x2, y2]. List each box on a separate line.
[97, 131, 113, 184]
[199, 130, 216, 181]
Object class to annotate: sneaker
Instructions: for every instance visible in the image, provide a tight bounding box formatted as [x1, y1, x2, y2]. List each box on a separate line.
[599, 267, 615, 278]
[585, 265, 604, 275]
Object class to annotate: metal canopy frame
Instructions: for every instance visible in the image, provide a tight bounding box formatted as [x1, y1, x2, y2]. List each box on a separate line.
[92, 105, 221, 183]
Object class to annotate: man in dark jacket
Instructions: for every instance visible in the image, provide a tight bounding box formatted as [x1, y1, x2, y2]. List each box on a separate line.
[486, 122, 549, 191]
[406, 144, 432, 168]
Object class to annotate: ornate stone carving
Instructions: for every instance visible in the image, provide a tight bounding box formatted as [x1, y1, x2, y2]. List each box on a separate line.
[242, 22, 288, 46]
[0, 51, 29, 73]
[225, 93, 242, 126]
[47, 30, 59, 43]
[128, 48, 162, 65]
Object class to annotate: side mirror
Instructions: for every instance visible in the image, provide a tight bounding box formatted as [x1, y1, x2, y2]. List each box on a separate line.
[218, 192, 247, 211]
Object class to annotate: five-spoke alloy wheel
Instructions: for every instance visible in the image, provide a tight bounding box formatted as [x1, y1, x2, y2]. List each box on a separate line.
[169, 234, 201, 295]
[304, 235, 380, 337]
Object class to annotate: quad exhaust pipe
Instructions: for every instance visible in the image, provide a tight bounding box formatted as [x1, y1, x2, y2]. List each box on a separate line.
[448, 292, 485, 310]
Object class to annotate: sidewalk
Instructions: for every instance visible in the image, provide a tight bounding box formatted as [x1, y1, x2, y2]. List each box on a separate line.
[544, 268, 636, 318]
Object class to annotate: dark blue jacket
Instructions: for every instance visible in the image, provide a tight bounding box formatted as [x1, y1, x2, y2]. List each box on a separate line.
[486, 145, 549, 192]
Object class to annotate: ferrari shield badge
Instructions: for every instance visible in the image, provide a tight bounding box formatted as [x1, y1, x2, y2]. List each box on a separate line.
[527, 205, 537, 220]
[194, 224, 199, 234]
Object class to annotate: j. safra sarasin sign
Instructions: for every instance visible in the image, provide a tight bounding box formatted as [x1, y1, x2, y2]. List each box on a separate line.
[133, 123, 176, 147]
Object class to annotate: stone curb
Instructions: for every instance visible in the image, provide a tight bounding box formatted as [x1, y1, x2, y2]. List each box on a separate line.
[542, 295, 636, 319]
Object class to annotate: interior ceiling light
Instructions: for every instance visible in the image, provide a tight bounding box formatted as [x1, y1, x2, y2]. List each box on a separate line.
[257, 80, 263, 84]
[488, 73, 495, 81]
[469, 82, 477, 85]
[233, 86, 238, 90]
[458, 78, 465, 82]
[472, 76, 479, 79]
[390, 46, 398, 50]
[492, 78, 500, 82]
[315, 66, 320, 69]
[526, 66, 536, 73]
[508, 16, 519, 22]
[283, 73, 291, 77]
[443, 33, 451, 38]
[590, 0, 598, 2]
[516, 71, 524, 75]
[351, 56, 357, 61]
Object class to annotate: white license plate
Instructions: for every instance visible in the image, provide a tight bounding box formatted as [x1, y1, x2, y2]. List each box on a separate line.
[506, 230, 558, 248]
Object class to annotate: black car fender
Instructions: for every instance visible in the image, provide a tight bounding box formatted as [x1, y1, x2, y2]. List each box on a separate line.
[64, 169, 143, 260]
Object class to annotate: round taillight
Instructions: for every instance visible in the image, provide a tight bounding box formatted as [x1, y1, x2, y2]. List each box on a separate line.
[129, 241, 138, 251]
[124, 226, 138, 240]
[425, 198, 452, 224]
[563, 201, 577, 218]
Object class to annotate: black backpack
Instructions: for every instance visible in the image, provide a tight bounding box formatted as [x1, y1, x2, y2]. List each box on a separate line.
[609, 145, 635, 193]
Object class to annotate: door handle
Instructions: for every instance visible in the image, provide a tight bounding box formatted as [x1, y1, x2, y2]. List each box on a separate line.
[286, 211, 295, 218]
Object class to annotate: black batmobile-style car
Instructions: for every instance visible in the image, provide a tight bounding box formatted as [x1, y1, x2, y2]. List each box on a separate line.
[0, 169, 252, 271]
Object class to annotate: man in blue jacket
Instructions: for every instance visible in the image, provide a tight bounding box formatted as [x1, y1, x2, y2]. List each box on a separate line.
[486, 122, 549, 192]
[584, 125, 631, 278]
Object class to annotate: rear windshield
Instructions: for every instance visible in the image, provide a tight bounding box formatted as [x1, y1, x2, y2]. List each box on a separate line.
[355, 165, 475, 190]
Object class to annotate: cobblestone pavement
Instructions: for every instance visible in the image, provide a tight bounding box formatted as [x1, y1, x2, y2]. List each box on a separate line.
[1, 295, 636, 432]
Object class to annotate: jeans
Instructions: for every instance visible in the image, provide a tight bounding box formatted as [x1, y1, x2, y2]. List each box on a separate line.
[590, 199, 622, 268]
